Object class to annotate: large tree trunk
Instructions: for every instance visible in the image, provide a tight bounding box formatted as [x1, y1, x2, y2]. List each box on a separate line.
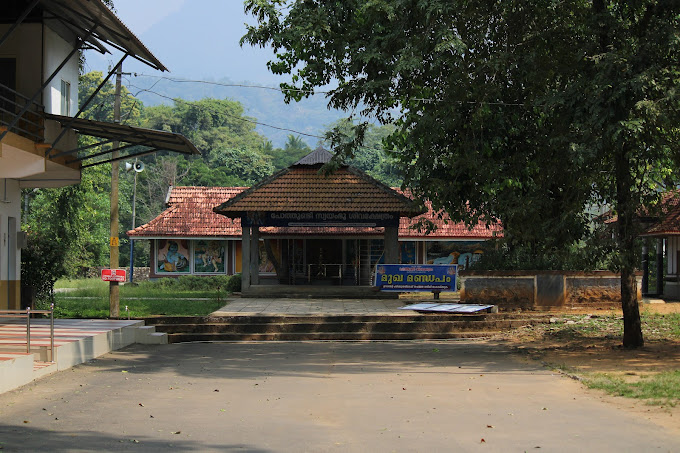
[615, 147, 644, 349]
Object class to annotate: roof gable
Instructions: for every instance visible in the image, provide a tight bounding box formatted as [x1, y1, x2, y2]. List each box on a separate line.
[214, 164, 423, 218]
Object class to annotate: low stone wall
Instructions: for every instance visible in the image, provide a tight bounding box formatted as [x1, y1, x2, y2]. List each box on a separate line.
[460, 271, 642, 311]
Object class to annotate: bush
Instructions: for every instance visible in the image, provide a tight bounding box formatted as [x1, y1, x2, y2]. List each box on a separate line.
[21, 231, 65, 305]
[470, 239, 614, 271]
[225, 273, 241, 293]
[137, 275, 236, 292]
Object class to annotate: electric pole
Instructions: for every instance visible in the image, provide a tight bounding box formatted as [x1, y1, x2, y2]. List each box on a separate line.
[109, 63, 122, 318]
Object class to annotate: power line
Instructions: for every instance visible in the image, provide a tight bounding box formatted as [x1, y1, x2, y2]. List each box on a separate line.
[125, 81, 327, 140]
[130, 73, 529, 106]
[130, 73, 331, 95]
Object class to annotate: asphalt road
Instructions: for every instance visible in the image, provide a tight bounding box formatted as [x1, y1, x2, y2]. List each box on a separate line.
[0, 341, 677, 452]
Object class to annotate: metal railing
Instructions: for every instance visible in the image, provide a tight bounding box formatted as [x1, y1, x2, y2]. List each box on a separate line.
[308, 264, 344, 284]
[0, 307, 55, 362]
[0, 82, 45, 142]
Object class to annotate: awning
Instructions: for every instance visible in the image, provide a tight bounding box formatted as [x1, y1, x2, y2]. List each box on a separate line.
[45, 113, 200, 168]
[38, 0, 168, 71]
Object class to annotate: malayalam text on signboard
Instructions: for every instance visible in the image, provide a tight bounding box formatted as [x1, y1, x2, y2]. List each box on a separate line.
[101, 268, 127, 282]
[375, 264, 457, 292]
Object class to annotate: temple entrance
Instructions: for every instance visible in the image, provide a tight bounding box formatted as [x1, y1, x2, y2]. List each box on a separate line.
[277, 238, 385, 286]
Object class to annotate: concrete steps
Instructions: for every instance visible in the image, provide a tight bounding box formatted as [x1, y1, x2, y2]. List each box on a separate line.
[144, 314, 548, 343]
[0, 320, 168, 394]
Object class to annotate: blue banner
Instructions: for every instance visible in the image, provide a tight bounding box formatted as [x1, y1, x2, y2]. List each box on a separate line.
[375, 264, 458, 292]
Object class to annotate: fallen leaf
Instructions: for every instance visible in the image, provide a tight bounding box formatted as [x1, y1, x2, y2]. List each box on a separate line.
[121, 370, 128, 373]
[487, 425, 494, 428]
[139, 403, 144, 407]
[480, 438, 486, 443]
[172, 431, 181, 435]
[23, 421, 29, 424]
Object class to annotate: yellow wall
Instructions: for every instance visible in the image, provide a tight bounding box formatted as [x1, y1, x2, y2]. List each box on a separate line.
[0, 280, 21, 310]
[235, 242, 242, 273]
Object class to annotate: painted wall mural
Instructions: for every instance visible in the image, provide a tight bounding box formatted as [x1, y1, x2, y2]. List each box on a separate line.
[426, 241, 486, 270]
[194, 240, 226, 274]
[157, 239, 190, 273]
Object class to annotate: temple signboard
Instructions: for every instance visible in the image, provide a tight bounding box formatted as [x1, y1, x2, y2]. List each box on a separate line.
[242, 211, 400, 227]
[375, 264, 458, 292]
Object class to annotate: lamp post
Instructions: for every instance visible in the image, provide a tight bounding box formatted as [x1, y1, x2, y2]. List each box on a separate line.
[126, 159, 144, 283]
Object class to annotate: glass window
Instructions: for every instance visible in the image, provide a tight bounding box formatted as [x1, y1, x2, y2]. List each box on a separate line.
[60, 80, 70, 116]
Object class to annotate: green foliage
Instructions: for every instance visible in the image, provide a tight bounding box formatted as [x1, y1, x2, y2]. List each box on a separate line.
[264, 134, 311, 170]
[323, 119, 403, 186]
[51, 297, 224, 318]
[139, 275, 233, 292]
[243, 0, 680, 347]
[225, 273, 242, 293]
[23, 164, 114, 276]
[20, 232, 64, 303]
[583, 371, 680, 407]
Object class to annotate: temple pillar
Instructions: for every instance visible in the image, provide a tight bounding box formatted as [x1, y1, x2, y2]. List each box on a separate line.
[657, 238, 664, 296]
[241, 226, 251, 291]
[641, 237, 649, 295]
[250, 226, 260, 285]
[384, 226, 399, 264]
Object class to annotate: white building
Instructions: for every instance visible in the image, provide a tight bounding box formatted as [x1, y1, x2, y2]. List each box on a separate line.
[0, 0, 198, 309]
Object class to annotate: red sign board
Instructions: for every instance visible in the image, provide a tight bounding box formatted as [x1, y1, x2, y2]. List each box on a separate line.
[102, 268, 127, 282]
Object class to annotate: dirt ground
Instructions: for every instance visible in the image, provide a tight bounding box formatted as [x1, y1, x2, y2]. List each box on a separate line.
[493, 301, 680, 434]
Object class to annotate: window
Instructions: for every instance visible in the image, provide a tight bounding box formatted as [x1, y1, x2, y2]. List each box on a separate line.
[60, 80, 70, 116]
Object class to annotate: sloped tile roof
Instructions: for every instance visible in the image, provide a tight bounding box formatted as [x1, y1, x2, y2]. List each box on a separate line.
[214, 165, 423, 217]
[642, 192, 680, 236]
[129, 186, 502, 239]
[128, 186, 245, 238]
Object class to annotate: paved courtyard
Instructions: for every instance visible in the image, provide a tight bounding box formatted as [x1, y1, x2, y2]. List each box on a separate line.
[0, 340, 677, 452]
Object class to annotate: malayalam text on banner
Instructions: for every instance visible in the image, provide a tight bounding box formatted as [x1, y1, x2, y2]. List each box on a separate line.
[375, 264, 458, 292]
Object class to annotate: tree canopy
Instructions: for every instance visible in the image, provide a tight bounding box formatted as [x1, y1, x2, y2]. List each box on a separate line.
[243, 0, 680, 348]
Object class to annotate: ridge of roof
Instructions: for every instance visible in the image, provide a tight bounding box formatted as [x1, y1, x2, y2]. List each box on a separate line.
[293, 147, 334, 166]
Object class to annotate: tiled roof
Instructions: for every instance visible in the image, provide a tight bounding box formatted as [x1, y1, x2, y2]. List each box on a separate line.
[642, 192, 680, 236]
[128, 187, 245, 238]
[294, 146, 333, 165]
[130, 186, 502, 239]
[214, 165, 423, 217]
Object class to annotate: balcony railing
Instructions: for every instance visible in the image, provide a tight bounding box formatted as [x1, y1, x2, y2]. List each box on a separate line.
[0, 83, 45, 143]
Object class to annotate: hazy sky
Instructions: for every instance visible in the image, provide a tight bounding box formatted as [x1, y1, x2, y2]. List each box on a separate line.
[84, 0, 285, 85]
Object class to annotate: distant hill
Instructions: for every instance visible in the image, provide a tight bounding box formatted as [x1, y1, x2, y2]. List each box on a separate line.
[129, 75, 350, 148]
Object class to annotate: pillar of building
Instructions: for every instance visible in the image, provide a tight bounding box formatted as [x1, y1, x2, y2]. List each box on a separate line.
[241, 226, 251, 291]
[384, 226, 399, 264]
[657, 238, 664, 296]
[641, 237, 649, 295]
[250, 226, 260, 285]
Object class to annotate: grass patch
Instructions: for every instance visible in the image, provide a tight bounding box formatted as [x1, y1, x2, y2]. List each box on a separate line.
[46, 276, 238, 318]
[583, 371, 680, 407]
[540, 312, 680, 342]
[51, 296, 225, 318]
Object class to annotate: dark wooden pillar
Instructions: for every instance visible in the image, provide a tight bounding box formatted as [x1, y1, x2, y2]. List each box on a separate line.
[241, 226, 251, 291]
[384, 226, 399, 264]
[250, 226, 260, 285]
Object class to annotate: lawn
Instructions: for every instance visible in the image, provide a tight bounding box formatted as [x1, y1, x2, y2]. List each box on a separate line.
[49, 276, 237, 318]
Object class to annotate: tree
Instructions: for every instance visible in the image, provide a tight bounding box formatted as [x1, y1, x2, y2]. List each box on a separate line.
[263, 134, 311, 169]
[243, 0, 680, 348]
[323, 119, 402, 187]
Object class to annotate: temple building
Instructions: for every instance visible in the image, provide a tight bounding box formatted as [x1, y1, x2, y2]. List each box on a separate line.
[128, 148, 501, 293]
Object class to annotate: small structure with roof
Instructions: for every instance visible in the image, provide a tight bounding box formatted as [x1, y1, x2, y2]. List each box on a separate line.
[129, 148, 501, 295]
